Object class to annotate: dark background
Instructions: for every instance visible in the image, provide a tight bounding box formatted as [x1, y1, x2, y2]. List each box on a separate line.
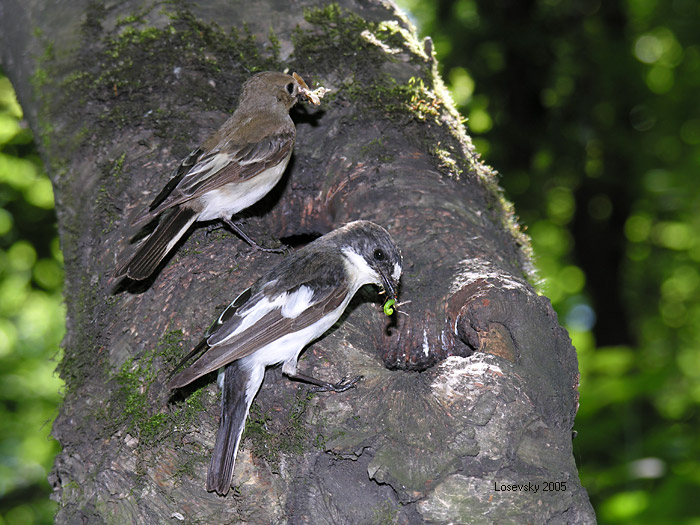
[1, 0, 699, 522]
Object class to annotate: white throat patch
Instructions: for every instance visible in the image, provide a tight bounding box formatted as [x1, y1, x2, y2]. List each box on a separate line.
[342, 248, 380, 289]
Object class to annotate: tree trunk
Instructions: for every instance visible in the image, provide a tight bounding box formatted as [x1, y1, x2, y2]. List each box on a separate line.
[1, 0, 596, 522]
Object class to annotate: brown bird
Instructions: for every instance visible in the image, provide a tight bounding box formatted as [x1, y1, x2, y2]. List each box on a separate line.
[114, 72, 321, 281]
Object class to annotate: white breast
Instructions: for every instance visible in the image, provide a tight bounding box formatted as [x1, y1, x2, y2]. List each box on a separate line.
[197, 151, 292, 222]
[239, 287, 357, 375]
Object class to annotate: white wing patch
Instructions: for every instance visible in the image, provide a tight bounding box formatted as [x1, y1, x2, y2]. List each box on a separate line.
[281, 286, 315, 319]
[163, 213, 199, 255]
[197, 150, 291, 221]
[212, 284, 316, 346]
[187, 152, 231, 179]
[216, 294, 287, 345]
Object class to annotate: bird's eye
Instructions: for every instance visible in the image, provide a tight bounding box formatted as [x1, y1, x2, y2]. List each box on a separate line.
[373, 248, 385, 261]
[286, 82, 296, 95]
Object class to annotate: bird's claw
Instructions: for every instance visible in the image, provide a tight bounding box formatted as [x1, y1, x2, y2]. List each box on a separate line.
[255, 244, 288, 254]
[311, 375, 363, 393]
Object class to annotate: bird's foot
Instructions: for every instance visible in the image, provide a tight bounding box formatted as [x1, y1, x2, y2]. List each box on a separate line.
[310, 375, 363, 393]
[221, 218, 288, 253]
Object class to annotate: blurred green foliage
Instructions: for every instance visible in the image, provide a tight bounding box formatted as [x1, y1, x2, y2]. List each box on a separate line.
[397, 0, 700, 522]
[0, 72, 63, 524]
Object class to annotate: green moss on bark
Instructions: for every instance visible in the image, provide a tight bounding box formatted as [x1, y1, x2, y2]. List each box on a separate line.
[33, 3, 283, 168]
[105, 329, 208, 447]
[243, 389, 315, 471]
[292, 2, 534, 279]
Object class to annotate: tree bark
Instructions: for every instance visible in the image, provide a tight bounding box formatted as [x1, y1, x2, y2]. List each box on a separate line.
[1, 0, 596, 523]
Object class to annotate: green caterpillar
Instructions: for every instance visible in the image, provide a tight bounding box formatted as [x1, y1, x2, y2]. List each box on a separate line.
[383, 298, 396, 316]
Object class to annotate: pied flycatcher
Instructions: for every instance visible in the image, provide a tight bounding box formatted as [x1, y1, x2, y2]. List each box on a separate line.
[113, 71, 322, 281]
[168, 220, 402, 495]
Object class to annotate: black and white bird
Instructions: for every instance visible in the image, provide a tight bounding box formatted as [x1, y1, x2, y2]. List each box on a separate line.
[167, 220, 402, 495]
[113, 71, 321, 281]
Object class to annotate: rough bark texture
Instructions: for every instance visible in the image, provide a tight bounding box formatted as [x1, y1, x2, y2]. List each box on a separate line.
[1, 0, 596, 523]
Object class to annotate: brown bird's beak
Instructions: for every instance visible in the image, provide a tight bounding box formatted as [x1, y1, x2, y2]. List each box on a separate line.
[292, 72, 325, 105]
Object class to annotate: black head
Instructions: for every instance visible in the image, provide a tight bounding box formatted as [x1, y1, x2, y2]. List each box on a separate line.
[332, 220, 403, 299]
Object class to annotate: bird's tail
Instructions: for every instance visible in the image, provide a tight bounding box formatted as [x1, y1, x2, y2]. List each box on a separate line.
[207, 360, 263, 496]
[113, 206, 198, 281]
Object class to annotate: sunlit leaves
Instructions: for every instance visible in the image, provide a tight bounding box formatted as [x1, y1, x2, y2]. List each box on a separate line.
[0, 73, 63, 524]
[447, 67, 474, 106]
[634, 28, 683, 67]
[679, 118, 700, 145]
[600, 490, 649, 522]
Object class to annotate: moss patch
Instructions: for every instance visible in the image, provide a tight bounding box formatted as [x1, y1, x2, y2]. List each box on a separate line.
[292, 4, 469, 177]
[292, 3, 534, 278]
[105, 329, 206, 447]
[34, 4, 283, 165]
[243, 389, 315, 471]
[55, 275, 101, 393]
[293, 5, 439, 123]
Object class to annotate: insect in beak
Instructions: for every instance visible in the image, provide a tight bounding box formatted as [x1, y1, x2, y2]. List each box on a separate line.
[292, 72, 328, 105]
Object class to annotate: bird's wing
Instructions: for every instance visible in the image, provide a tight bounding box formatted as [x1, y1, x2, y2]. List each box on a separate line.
[146, 129, 294, 217]
[167, 277, 349, 389]
[130, 147, 203, 226]
[166, 287, 254, 380]
[147, 147, 203, 212]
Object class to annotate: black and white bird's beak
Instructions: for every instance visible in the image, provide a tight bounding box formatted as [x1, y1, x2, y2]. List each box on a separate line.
[379, 269, 400, 301]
